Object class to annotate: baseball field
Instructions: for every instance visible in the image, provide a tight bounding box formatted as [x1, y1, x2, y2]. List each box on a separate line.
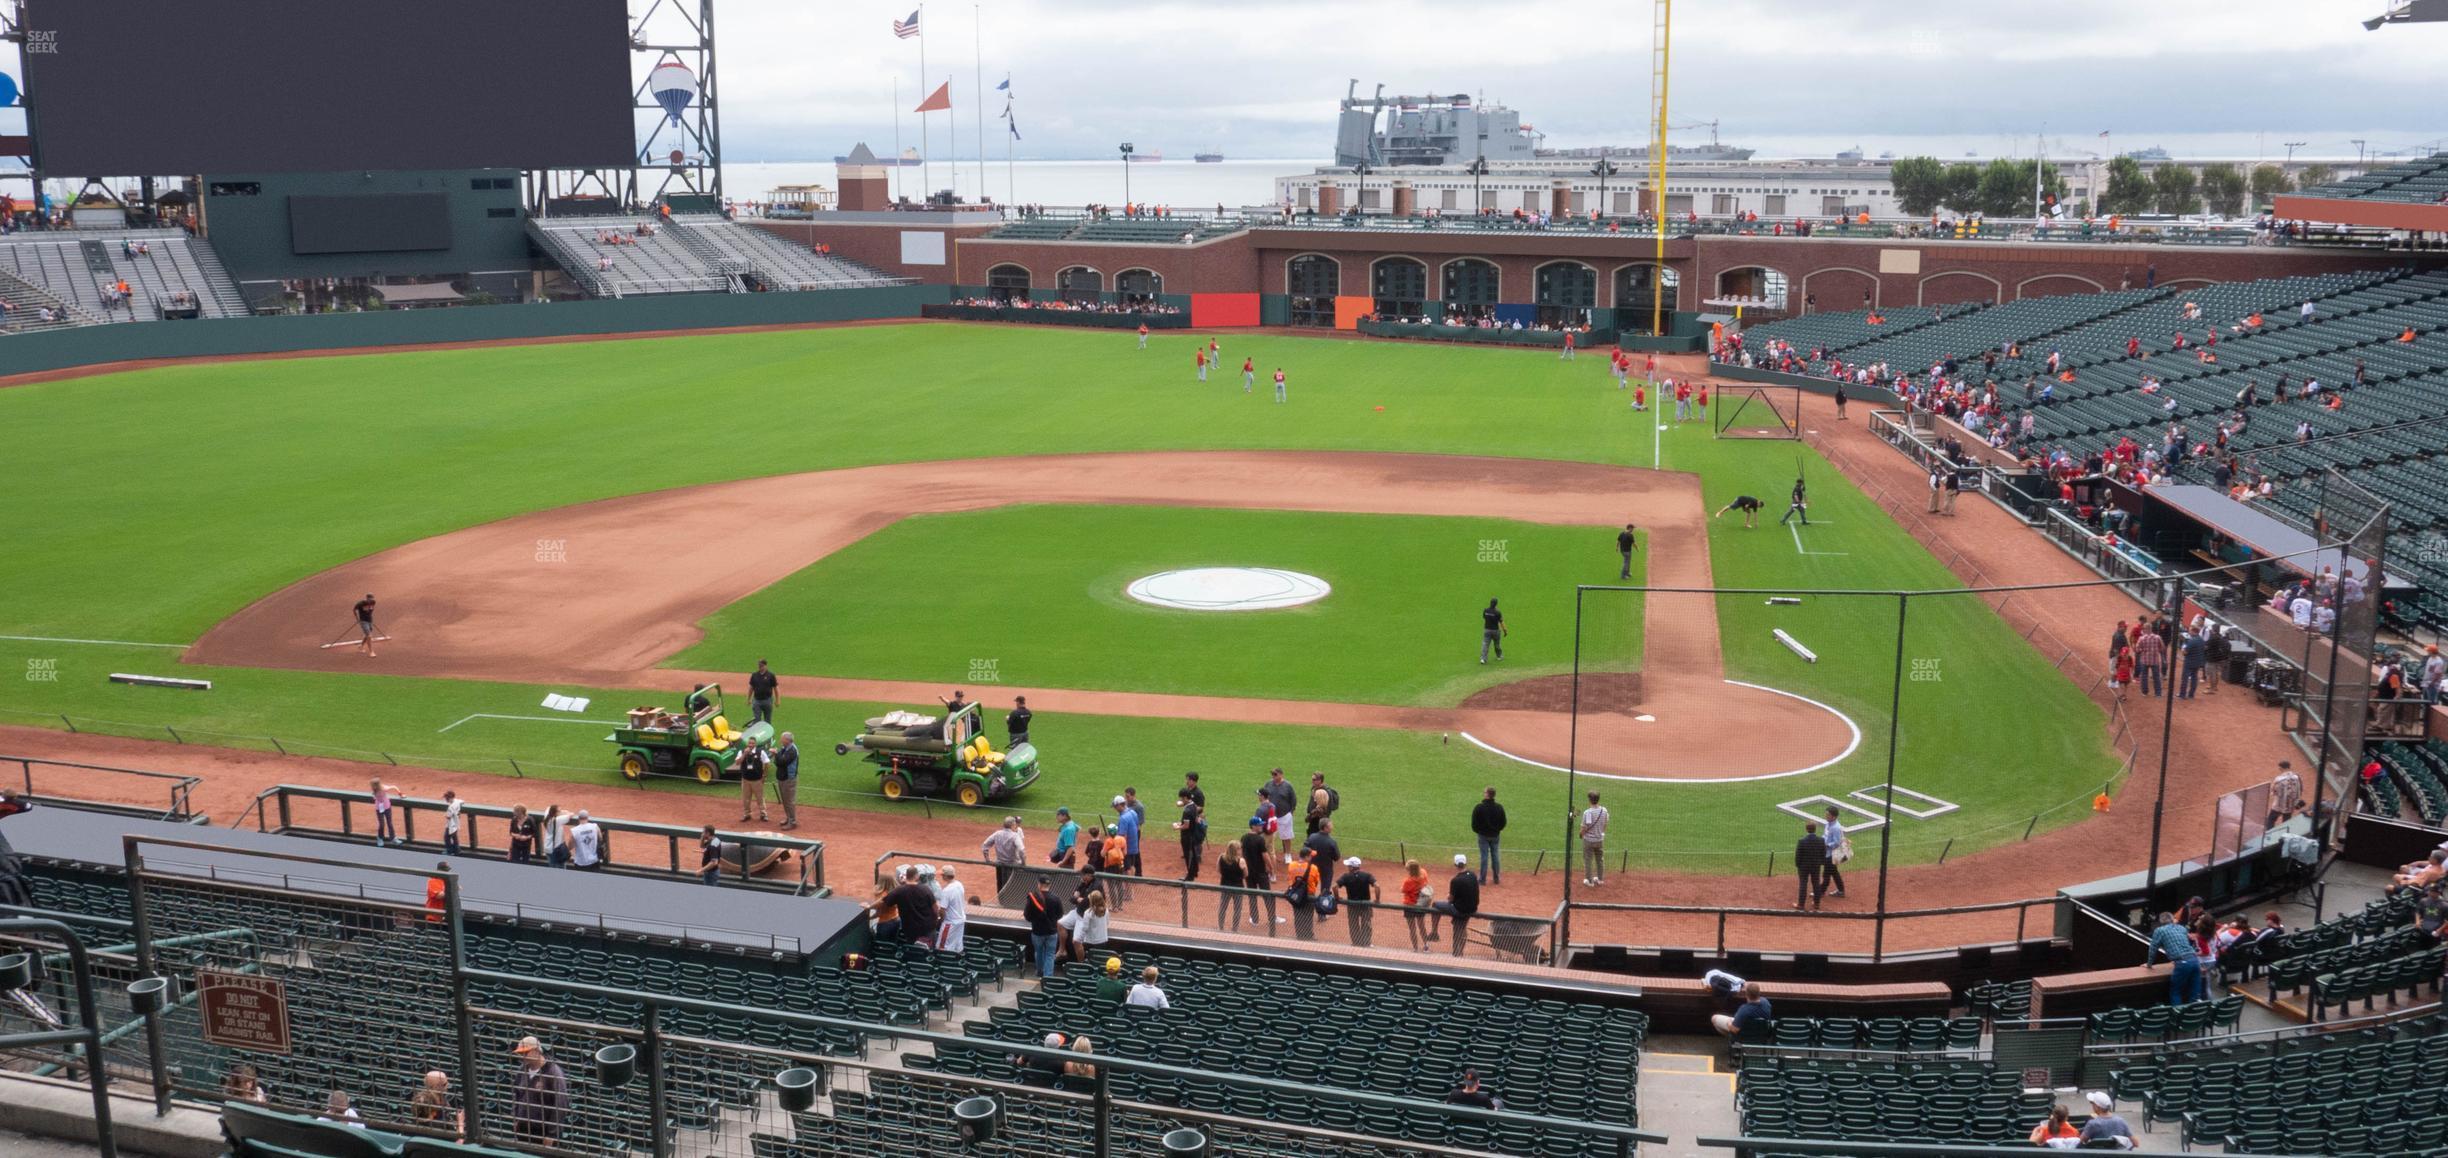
[0, 322, 2119, 870]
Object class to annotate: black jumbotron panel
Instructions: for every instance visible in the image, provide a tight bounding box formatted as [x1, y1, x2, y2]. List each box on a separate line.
[18, 0, 635, 175]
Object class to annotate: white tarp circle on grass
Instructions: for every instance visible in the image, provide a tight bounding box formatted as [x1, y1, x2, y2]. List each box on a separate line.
[1126, 568, 1331, 611]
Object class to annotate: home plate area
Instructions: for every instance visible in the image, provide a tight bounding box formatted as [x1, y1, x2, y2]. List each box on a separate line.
[1777, 785, 1961, 832]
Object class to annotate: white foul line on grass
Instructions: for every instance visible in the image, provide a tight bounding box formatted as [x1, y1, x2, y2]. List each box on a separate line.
[1786, 519, 1850, 558]
[1456, 679, 1864, 784]
[438, 713, 628, 734]
[0, 633, 190, 650]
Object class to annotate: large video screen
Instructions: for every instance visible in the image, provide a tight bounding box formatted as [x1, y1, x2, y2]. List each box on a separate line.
[19, 0, 636, 175]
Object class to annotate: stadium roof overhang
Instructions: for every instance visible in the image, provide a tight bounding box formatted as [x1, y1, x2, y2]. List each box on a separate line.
[2144, 484, 2401, 587]
[2271, 194, 2448, 234]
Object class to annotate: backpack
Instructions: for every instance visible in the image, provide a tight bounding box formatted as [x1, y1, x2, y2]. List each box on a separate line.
[1325, 786, 1341, 814]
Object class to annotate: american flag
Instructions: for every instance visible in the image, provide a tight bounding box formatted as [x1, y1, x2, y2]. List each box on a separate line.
[892, 9, 920, 38]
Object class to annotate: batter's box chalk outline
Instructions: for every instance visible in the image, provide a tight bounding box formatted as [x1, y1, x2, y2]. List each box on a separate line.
[1847, 784, 1961, 820]
[1778, 794, 1886, 832]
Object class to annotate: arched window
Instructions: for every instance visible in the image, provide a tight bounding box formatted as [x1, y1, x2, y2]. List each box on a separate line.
[1613, 264, 1680, 335]
[1715, 266, 1790, 316]
[1114, 268, 1163, 305]
[1534, 261, 1597, 328]
[1286, 255, 1339, 328]
[1442, 258, 1500, 324]
[1057, 266, 1102, 304]
[1371, 257, 1428, 320]
[986, 263, 1031, 303]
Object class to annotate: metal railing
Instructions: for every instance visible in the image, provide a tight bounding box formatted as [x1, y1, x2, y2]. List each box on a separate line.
[1697, 1136, 2309, 1157]
[457, 966, 1667, 1158]
[1564, 895, 2057, 963]
[871, 848, 1564, 965]
[3, 753, 200, 823]
[248, 784, 826, 895]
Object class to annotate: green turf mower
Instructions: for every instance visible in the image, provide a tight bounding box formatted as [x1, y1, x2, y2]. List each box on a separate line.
[608, 683, 775, 783]
[834, 699, 1039, 807]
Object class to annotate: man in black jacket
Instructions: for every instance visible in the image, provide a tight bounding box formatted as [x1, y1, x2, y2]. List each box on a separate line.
[1427, 854, 1481, 957]
[1471, 787, 1507, 884]
[1793, 821, 1830, 911]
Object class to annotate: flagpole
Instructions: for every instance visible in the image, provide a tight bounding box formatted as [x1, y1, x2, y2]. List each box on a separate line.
[974, 4, 987, 206]
[918, 3, 931, 200]
[1006, 81, 1016, 210]
[892, 76, 904, 203]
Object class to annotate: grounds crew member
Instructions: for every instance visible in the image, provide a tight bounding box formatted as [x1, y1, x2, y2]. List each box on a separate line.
[1715, 495, 1764, 529]
[1480, 598, 1506, 664]
[1616, 523, 1638, 579]
[353, 593, 379, 656]
[748, 659, 779, 725]
[1779, 477, 1811, 526]
[1007, 696, 1033, 745]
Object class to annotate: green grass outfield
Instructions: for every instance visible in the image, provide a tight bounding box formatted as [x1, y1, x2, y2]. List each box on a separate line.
[670, 505, 1644, 706]
[0, 324, 2120, 868]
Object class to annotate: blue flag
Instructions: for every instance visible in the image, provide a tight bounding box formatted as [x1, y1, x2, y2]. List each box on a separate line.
[995, 75, 1010, 92]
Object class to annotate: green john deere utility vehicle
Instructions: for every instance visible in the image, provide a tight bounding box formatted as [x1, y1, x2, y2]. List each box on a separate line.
[834, 699, 1039, 807]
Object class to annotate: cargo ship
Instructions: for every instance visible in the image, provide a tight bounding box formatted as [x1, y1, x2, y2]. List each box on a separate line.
[1194, 150, 1224, 163]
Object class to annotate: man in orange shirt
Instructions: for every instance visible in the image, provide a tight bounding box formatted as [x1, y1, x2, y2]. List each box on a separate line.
[1136, 322, 1149, 349]
[1674, 379, 1694, 423]
[1241, 357, 1255, 392]
[1194, 348, 1208, 382]
[425, 862, 451, 923]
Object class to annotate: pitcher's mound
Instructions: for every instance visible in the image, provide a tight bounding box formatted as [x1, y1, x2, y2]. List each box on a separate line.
[1125, 567, 1331, 612]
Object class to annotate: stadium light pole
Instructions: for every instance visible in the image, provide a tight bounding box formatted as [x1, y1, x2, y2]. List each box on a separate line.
[1119, 143, 1134, 209]
[1352, 162, 1373, 219]
[2351, 139, 2367, 172]
[1591, 156, 1618, 221]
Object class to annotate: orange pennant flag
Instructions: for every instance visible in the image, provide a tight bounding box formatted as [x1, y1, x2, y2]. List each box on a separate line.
[913, 82, 952, 113]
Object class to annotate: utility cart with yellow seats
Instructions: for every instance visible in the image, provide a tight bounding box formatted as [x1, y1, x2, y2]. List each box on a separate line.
[833, 698, 1040, 806]
[608, 683, 775, 783]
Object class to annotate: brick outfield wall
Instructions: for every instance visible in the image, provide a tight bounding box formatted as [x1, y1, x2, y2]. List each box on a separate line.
[741, 219, 1001, 286]
[747, 217, 2432, 313]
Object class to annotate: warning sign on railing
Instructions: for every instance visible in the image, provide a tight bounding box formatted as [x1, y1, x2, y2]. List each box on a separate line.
[197, 969, 291, 1054]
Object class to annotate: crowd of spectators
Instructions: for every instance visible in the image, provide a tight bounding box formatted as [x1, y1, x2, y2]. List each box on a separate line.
[949, 294, 1180, 315]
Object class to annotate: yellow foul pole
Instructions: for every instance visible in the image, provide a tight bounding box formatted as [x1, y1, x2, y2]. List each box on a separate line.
[1649, 0, 1672, 338]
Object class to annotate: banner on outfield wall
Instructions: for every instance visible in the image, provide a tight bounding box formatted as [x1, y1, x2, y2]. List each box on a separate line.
[1333, 295, 1372, 330]
[1190, 292, 1260, 328]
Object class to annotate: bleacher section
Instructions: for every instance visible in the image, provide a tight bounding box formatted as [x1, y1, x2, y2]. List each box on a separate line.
[1742, 268, 2448, 628]
[2374, 739, 2448, 827]
[0, 230, 247, 322]
[3, 850, 1650, 1157]
[529, 217, 910, 298]
[1737, 1055, 2055, 1146]
[0, 265, 97, 332]
[670, 216, 909, 290]
[982, 214, 1248, 244]
[946, 947, 1643, 1146]
[2100, 1010, 2448, 1153]
[2301, 154, 2448, 205]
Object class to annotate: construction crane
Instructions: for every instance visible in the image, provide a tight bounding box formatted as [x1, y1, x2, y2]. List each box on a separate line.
[1648, 0, 1673, 340]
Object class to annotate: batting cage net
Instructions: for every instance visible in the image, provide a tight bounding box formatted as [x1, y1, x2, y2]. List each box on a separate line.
[1551, 496, 2382, 960]
[1712, 384, 1804, 440]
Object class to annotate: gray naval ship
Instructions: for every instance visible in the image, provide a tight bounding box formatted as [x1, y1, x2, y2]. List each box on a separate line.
[1332, 81, 1752, 166]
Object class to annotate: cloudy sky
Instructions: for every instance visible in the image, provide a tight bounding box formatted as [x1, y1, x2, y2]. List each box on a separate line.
[705, 0, 2448, 163]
